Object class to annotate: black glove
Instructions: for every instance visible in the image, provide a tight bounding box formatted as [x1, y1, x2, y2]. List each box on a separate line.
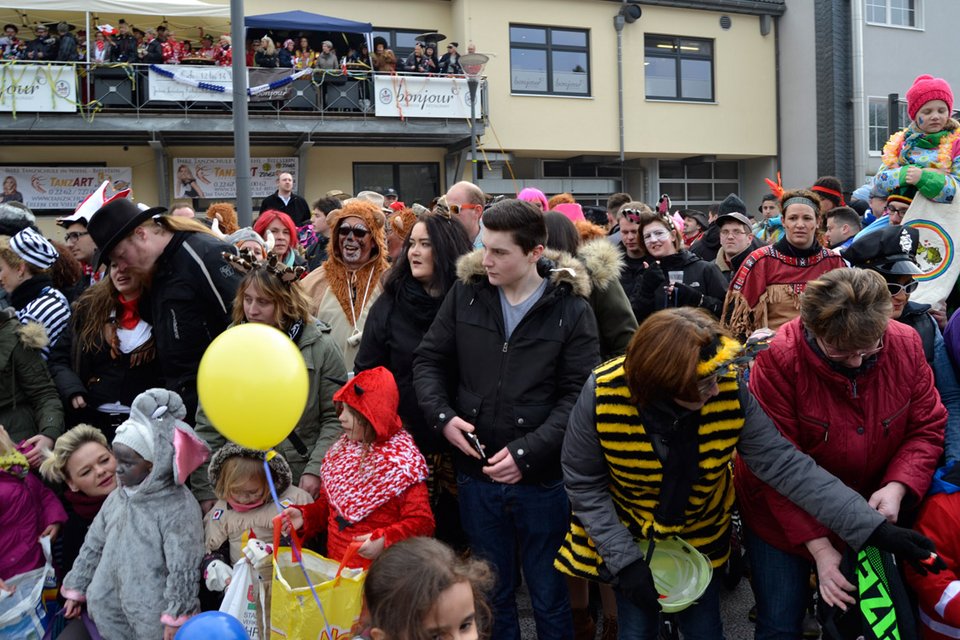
[639, 262, 666, 297]
[617, 558, 660, 611]
[866, 520, 947, 576]
[673, 282, 703, 307]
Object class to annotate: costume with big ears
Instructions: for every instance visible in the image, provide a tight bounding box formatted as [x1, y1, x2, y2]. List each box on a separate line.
[61, 389, 210, 639]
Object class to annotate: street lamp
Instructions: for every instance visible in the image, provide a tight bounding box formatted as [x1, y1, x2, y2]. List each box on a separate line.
[461, 53, 489, 184]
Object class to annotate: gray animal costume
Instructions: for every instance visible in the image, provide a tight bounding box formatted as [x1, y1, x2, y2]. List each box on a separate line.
[61, 389, 210, 639]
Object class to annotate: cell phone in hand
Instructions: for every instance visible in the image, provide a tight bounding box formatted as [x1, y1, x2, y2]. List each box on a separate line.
[463, 432, 488, 463]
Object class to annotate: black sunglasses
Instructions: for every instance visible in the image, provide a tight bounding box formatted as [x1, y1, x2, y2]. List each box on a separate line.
[339, 224, 369, 239]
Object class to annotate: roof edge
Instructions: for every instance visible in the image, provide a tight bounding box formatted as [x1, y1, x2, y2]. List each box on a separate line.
[625, 0, 785, 17]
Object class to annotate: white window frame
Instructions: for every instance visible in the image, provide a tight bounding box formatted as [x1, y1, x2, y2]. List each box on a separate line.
[656, 160, 740, 210]
[864, 0, 923, 30]
[867, 96, 908, 155]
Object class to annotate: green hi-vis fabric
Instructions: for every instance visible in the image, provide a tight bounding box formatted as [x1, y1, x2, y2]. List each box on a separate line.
[555, 357, 743, 581]
[858, 546, 900, 640]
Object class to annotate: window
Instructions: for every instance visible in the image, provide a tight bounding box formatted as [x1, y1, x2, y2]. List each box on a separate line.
[542, 161, 620, 178]
[509, 24, 590, 96]
[866, 0, 918, 27]
[868, 98, 909, 152]
[658, 160, 739, 208]
[371, 28, 433, 60]
[645, 35, 714, 102]
[353, 163, 440, 207]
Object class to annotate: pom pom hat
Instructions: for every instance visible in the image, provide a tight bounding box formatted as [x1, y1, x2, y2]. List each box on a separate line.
[906, 74, 954, 121]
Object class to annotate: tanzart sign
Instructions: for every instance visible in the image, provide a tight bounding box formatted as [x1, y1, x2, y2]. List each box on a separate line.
[0, 167, 132, 210]
[374, 75, 474, 119]
[0, 64, 77, 113]
[172, 157, 298, 199]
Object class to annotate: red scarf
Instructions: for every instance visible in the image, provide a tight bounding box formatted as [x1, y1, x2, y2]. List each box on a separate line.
[117, 294, 140, 330]
[64, 489, 108, 522]
[321, 429, 428, 523]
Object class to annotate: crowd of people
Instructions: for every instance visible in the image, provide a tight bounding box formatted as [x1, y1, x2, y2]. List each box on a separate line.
[1, 19, 471, 74]
[2, 73, 960, 640]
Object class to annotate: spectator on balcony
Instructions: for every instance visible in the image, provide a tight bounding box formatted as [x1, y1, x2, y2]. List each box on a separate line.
[438, 42, 462, 75]
[316, 40, 338, 70]
[422, 42, 439, 74]
[110, 20, 137, 63]
[295, 36, 317, 69]
[215, 35, 232, 67]
[157, 26, 180, 64]
[25, 24, 56, 61]
[91, 29, 112, 64]
[198, 34, 217, 61]
[403, 42, 427, 74]
[0, 24, 22, 60]
[278, 38, 295, 68]
[255, 35, 279, 68]
[259, 172, 310, 227]
[141, 28, 163, 64]
[372, 36, 396, 73]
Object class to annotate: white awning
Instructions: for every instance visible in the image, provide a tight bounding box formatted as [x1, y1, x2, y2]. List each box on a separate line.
[0, 0, 229, 18]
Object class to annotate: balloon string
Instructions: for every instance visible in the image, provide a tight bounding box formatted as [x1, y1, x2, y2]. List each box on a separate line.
[263, 456, 333, 640]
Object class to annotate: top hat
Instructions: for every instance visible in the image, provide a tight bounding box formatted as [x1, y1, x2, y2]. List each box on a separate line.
[87, 198, 166, 268]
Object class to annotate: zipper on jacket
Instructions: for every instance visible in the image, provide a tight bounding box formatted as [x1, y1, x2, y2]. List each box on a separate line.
[502, 342, 508, 353]
[881, 403, 910, 436]
[850, 380, 858, 399]
[800, 415, 829, 443]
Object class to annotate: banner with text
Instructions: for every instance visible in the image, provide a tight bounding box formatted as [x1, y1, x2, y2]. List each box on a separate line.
[374, 75, 474, 119]
[0, 64, 78, 113]
[0, 167, 132, 210]
[172, 158, 298, 199]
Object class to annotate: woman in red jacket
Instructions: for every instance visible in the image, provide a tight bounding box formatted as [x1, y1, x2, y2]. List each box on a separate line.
[736, 268, 946, 638]
[280, 366, 434, 568]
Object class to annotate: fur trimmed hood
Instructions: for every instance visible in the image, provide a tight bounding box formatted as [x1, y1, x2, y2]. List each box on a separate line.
[577, 239, 625, 293]
[207, 443, 293, 496]
[17, 320, 49, 351]
[456, 248, 592, 298]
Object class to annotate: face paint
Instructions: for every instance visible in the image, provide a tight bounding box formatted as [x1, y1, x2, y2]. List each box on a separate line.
[919, 117, 924, 125]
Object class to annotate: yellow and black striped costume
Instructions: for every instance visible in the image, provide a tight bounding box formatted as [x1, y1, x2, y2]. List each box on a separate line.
[555, 356, 744, 581]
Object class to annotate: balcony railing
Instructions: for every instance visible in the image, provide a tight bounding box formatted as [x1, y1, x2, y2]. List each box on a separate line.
[0, 61, 487, 123]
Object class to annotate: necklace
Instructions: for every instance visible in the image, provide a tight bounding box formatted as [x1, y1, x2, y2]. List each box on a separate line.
[882, 126, 960, 170]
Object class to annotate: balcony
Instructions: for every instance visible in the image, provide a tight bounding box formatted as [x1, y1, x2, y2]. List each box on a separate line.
[0, 62, 487, 147]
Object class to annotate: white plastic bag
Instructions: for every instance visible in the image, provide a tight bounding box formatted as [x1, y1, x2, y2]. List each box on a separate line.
[0, 536, 53, 640]
[219, 559, 260, 640]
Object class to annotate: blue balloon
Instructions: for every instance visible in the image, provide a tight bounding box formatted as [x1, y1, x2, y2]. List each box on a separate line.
[175, 611, 250, 640]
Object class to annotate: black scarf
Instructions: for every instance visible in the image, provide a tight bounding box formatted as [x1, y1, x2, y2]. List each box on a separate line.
[10, 274, 54, 311]
[774, 236, 824, 259]
[394, 277, 444, 330]
[637, 400, 701, 527]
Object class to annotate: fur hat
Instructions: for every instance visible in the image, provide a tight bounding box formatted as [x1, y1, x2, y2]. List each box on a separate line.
[388, 207, 418, 240]
[207, 443, 293, 495]
[0, 201, 36, 236]
[333, 366, 402, 442]
[114, 416, 155, 462]
[907, 74, 954, 121]
[718, 193, 747, 217]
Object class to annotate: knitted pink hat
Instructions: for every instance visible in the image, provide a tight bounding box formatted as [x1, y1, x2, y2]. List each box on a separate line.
[552, 202, 585, 222]
[906, 74, 953, 120]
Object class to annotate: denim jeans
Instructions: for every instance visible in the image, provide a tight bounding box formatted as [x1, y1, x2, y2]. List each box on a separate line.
[456, 473, 572, 640]
[745, 527, 812, 639]
[614, 571, 724, 640]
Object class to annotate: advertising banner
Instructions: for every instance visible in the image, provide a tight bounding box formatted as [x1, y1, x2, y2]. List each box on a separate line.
[172, 157, 298, 199]
[0, 167, 132, 210]
[0, 63, 77, 113]
[374, 75, 474, 119]
[149, 66, 300, 102]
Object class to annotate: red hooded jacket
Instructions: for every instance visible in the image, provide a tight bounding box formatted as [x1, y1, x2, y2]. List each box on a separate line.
[735, 317, 945, 557]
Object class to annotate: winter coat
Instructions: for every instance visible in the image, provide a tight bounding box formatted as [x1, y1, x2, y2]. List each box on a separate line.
[258, 191, 311, 227]
[254, 50, 279, 68]
[752, 217, 784, 245]
[617, 250, 646, 328]
[437, 52, 462, 75]
[557, 367, 887, 582]
[633, 249, 729, 324]
[736, 317, 945, 558]
[577, 239, 637, 360]
[10, 274, 71, 360]
[690, 223, 721, 262]
[62, 389, 208, 639]
[110, 34, 138, 63]
[278, 47, 294, 68]
[0, 456, 67, 580]
[142, 38, 163, 64]
[56, 32, 78, 62]
[715, 237, 764, 283]
[25, 36, 56, 60]
[0, 312, 64, 444]
[147, 230, 241, 422]
[874, 123, 960, 204]
[413, 249, 600, 484]
[191, 320, 346, 502]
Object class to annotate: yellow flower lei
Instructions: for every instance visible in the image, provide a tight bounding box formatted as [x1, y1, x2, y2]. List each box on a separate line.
[881, 127, 960, 170]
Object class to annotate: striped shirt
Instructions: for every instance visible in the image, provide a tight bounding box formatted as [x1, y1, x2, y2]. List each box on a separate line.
[16, 286, 71, 359]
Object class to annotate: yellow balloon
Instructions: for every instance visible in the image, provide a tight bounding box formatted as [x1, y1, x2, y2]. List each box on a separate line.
[198, 323, 309, 450]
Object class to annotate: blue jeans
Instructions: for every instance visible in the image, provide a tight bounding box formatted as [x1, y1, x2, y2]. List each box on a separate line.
[745, 528, 812, 639]
[615, 572, 724, 640]
[457, 473, 572, 640]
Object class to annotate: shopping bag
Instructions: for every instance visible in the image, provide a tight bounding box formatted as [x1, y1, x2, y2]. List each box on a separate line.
[902, 192, 960, 305]
[220, 559, 261, 640]
[0, 536, 54, 640]
[269, 520, 365, 639]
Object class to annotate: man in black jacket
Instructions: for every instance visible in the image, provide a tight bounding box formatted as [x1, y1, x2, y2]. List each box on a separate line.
[258, 172, 310, 227]
[414, 199, 599, 640]
[110, 20, 138, 63]
[87, 199, 242, 423]
[25, 24, 56, 61]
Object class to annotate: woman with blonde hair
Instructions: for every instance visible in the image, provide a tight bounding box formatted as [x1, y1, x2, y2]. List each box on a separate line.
[255, 35, 279, 68]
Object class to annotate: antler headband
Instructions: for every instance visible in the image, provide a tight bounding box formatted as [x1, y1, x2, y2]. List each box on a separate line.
[222, 248, 306, 285]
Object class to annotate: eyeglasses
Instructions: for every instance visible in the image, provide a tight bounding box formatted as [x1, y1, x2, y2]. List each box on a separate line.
[64, 231, 89, 242]
[720, 229, 748, 237]
[642, 229, 671, 242]
[884, 205, 910, 215]
[448, 203, 483, 216]
[696, 375, 719, 398]
[339, 225, 369, 239]
[886, 280, 919, 296]
[816, 336, 884, 361]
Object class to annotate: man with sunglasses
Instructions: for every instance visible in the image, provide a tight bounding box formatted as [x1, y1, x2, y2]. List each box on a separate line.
[445, 181, 486, 249]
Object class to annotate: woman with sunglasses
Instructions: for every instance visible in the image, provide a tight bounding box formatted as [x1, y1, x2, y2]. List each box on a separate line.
[846, 225, 960, 465]
[735, 268, 946, 639]
[631, 209, 728, 325]
[558, 305, 944, 640]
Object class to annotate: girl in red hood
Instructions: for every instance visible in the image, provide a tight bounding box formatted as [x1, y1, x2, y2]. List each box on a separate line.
[280, 366, 434, 568]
